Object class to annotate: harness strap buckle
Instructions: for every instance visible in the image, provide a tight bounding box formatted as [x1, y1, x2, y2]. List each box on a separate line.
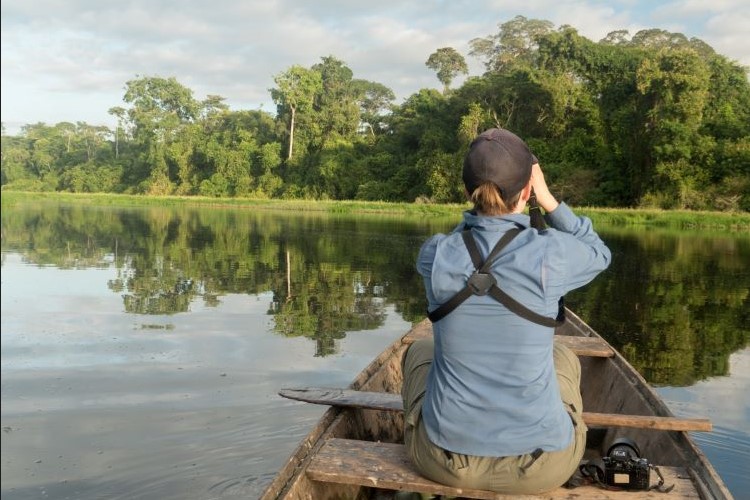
[467, 271, 496, 296]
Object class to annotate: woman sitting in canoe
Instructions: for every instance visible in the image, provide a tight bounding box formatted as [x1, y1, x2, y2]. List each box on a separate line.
[402, 128, 611, 494]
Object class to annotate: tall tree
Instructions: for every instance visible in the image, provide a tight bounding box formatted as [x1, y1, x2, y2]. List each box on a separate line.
[425, 47, 469, 93]
[199, 94, 230, 133]
[122, 76, 199, 194]
[637, 47, 711, 207]
[600, 30, 630, 46]
[351, 79, 395, 135]
[630, 29, 689, 49]
[312, 56, 361, 142]
[271, 65, 322, 160]
[108, 106, 127, 159]
[123, 76, 199, 135]
[469, 15, 554, 71]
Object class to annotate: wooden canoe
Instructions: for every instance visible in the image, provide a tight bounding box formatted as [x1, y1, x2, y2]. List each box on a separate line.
[260, 310, 733, 499]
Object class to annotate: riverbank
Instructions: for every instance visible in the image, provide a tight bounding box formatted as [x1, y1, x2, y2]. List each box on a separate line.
[3, 190, 749, 232]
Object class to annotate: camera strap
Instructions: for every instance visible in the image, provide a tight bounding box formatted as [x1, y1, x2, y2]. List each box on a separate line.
[649, 464, 675, 493]
[577, 458, 614, 490]
[427, 227, 565, 327]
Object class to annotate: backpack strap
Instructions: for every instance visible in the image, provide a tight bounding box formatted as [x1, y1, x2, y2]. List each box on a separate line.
[463, 228, 519, 274]
[427, 229, 519, 323]
[487, 282, 565, 327]
[427, 228, 565, 327]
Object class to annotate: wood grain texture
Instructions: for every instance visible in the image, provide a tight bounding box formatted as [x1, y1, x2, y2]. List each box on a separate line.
[307, 438, 700, 499]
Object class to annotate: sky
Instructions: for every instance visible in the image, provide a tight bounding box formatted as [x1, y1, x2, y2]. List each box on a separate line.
[2, 0, 749, 136]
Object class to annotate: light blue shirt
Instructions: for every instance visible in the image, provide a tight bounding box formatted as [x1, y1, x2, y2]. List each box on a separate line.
[417, 203, 611, 457]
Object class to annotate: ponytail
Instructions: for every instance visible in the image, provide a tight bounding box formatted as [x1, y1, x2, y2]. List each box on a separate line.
[470, 183, 522, 216]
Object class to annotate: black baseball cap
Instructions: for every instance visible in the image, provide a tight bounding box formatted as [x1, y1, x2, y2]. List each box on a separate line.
[463, 128, 536, 199]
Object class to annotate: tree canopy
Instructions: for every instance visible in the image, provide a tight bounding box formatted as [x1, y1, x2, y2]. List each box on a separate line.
[426, 47, 469, 93]
[3, 19, 749, 211]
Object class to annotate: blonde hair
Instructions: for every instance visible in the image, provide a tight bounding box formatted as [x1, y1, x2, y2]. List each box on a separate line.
[470, 183, 522, 216]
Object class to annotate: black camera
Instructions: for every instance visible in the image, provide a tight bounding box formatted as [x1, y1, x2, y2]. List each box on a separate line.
[602, 438, 651, 490]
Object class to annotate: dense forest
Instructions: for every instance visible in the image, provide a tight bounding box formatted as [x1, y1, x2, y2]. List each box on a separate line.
[2, 17, 749, 211]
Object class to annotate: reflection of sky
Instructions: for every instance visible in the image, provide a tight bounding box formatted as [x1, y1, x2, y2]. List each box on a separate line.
[1, 250, 409, 392]
[656, 348, 750, 493]
[657, 348, 749, 432]
[1, 251, 411, 498]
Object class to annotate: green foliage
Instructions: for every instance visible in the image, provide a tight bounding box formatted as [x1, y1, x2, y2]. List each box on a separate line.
[457, 103, 484, 144]
[425, 47, 469, 93]
[420, 151, 464, 203]
[470, 15, 554, 71]
[312, 56, 361, 142]
[59, 162, 122, 193]
[271, 65, 323, 160]
[199, 173, 230, 197]
[351, 79, 396, 135]
[2, 19, 749, 212]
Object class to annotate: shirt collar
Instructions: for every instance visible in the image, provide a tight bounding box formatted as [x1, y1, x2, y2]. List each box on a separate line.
[462, 210, 530, 231]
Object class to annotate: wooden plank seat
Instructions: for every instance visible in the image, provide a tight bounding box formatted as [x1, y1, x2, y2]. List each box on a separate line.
[307, 438, 699, 499]
[403, 330, 615, 358]
[554, 335, 615, 358]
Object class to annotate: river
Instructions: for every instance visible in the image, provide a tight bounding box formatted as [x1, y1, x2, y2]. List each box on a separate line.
[1, 200, 748, 499]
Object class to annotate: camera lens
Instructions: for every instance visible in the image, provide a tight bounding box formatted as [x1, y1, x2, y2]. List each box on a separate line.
[606, 437, 641, 460]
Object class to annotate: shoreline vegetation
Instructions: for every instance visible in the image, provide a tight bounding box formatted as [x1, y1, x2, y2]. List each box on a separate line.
[3, 191, 749, 233]
[2, 18, 749, 215]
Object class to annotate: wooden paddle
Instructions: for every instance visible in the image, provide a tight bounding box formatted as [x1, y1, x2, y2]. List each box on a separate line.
[280, 387, 713, 432]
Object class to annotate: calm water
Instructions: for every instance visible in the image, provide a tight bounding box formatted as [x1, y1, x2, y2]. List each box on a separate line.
[1, 201, 748, 499]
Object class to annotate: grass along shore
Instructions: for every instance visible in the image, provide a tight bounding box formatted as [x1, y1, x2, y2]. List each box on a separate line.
[2, 190, 749, 232]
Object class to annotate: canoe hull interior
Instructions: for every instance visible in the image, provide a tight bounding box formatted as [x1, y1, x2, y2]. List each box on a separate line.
[261, 313, 731, 499]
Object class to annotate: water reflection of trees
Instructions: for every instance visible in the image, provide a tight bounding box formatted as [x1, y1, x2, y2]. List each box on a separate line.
[1, 201, 430, 357]
[569, 228, 749, 386]
[1, 201, 747, 382]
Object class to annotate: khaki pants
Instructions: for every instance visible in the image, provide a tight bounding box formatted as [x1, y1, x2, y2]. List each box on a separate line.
[401, 338, 587, 495]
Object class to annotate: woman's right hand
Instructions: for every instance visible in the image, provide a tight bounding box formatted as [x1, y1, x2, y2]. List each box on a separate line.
[530, 163, 559, 213]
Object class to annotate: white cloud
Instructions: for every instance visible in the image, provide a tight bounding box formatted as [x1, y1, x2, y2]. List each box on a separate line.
[2, 0, 748, 134]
